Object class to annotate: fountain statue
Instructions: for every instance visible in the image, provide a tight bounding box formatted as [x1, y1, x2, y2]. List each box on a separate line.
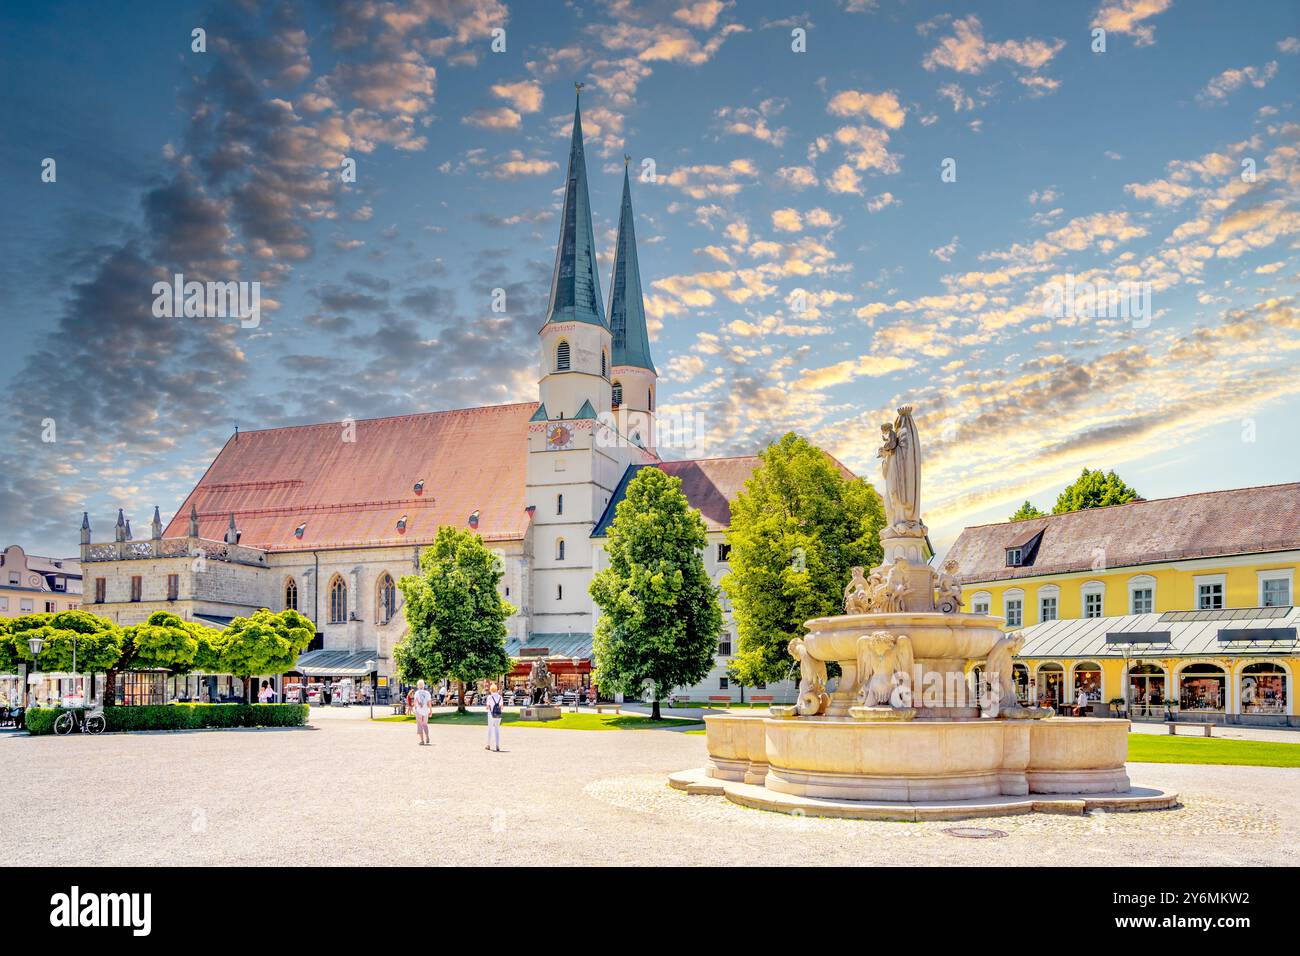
[669, 405, 1176, 819]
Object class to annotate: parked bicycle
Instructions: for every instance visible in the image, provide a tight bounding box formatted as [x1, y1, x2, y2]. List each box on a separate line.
[54, 707, 106, 736]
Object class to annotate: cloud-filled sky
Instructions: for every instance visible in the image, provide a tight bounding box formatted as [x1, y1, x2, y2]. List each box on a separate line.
[1, 0, 1297, 559]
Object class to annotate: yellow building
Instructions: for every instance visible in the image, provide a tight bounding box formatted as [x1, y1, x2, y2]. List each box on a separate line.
[946, 482, 1298, 727]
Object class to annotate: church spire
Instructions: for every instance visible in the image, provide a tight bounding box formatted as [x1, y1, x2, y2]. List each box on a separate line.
[543, 84, 606, 329]
[607, 158, 656, 373]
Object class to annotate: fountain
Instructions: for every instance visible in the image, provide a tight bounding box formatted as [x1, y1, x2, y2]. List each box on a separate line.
[670, 407, 1177, 819]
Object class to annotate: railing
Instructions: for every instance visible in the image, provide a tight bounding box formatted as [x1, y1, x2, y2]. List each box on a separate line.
[81, 537, 269, 567]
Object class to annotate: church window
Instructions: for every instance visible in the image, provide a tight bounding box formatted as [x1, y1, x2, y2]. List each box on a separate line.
[329, 575, 348, 623]
[130, 576, 142, 602]
[601, 350, 607, 377]
[284, 578, 298, 611]
[167, 575, 179, 601]
[611, 380, 623, 409]
[556, 493, 563, 515]
[557, 584, 563, 601]
[556, 340, 571, 371]
[94, 578, 106, 603]
[557, 538, 566, 561]
[378, 573, 397, 624]
[648, 387, 653, 411]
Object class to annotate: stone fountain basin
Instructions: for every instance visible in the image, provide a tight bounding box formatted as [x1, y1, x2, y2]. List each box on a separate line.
[803, 611, 1006, 663]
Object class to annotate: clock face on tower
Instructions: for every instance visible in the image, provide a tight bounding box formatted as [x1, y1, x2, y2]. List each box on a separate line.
[546, 424, 573, 450]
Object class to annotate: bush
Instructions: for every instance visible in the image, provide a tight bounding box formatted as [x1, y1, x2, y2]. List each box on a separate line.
[25, 703, 308, 735]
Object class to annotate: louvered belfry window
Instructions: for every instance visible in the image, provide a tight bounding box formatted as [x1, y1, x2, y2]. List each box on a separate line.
[556, 340, 571, 371]
[611, 381, 622, 409]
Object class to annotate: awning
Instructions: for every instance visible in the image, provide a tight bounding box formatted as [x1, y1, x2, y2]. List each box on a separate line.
[1019, 605, 1300, 659]
[292, 650, 378, 677]
[505, 632, 593, 660]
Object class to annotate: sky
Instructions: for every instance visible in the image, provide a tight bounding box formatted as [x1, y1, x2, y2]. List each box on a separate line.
[0, 0, 1297, 560]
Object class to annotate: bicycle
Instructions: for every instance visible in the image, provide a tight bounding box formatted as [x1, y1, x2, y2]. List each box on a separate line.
[53, 707, 106, 736]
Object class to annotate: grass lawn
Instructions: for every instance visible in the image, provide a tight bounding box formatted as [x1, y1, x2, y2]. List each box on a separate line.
[377, 711, 704, 732]
[668, 701, 778, 709]
[1128, 733, 1300, 767]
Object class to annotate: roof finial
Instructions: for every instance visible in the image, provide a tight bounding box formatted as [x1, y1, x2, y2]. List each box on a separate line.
[80, 512, 91, 546]
[574, 80, 584, 97]
[624, 153, 631, 168]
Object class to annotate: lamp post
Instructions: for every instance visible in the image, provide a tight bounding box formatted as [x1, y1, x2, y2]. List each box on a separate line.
[365, 659, 375, 720]
[27, 635, 45, 709]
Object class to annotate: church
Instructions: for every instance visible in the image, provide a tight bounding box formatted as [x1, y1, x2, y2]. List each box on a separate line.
[79, 93, 796, 704]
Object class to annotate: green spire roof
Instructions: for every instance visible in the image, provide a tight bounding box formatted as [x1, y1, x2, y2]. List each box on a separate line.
[607, 163, 656, 372]
[543, 88, 606, 329]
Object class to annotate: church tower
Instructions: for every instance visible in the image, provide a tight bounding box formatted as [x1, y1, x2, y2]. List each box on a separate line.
[607, 159, 658, 454]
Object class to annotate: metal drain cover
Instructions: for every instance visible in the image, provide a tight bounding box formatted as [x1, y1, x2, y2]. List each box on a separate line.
[942, 826, 1007, 839]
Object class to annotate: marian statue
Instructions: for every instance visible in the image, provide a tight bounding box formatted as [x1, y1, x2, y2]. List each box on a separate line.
[877, 405, 922, 532]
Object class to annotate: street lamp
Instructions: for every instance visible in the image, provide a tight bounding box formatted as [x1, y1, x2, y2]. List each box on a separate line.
[365, 660, 375, 720]
[26, 635, 45, 709]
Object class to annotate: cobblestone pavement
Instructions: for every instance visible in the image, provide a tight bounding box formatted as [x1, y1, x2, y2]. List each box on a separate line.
[4, 718, 1295, 866]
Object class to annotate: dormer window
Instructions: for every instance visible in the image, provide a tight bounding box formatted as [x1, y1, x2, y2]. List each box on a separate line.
[413, 479, 425, 495]
[1006, 548, 1023, 567]
[294, 522, 307, 539]
[397, 515, 408, 534]
[468, 510, 480, 529]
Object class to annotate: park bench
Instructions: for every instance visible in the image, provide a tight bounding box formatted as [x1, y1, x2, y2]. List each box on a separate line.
[750, 695, 774, 707]
[1167, 722, 1215, 738]
[669, 695, 688, 707]
[707, 695, 732, 708]
[594, 703, 620, 714]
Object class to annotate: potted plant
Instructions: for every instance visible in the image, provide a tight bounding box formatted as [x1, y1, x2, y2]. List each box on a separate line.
[1108, 697, 1127, 717]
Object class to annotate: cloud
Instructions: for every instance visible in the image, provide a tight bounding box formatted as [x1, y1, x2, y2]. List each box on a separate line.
[673, 0, 732, 30]
[664, 159, 758, 199]
[463, 106, 522, 129]
[715, 99, 788, 146]
[776, 165, 819, 189]
[486, 150, 558, 178]
[490, 79, 543, 112]
[1091, 0, 1173, 48]
[826, 89, 907, 129]
[922, 15, 1064, 75]
[1198, 62, 1279, 102]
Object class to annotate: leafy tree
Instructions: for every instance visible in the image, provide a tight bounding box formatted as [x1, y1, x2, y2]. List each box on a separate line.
[1051, 468, 1140, 514]
[0, 618, 19, 673]
[397, 526, 514, 713]
[1009, 500, 1046, 521]
[590, 467, 722, 720]
[723, 433, 886, 687]
[219, 609, 316, 702]
[9, 610, 123, 673]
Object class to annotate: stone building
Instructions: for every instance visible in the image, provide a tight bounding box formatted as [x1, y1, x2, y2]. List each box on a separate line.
[80, 93, 800, 703]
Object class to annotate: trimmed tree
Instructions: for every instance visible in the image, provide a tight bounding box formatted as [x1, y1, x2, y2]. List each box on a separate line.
[219, 609, 316, 702]
[8, 610, 124, 704]
[1051, 468, 1140, 514]
[723, 433, 886, 688]
[589, 466, 722, 720]
[396, 526, 514, 714]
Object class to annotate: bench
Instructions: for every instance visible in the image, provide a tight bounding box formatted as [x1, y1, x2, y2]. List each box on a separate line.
[707, 695, 732, 708]
[751, 695, 774, 706]
[1167, 722, 1215, 738]
[594, 703, 620, 715]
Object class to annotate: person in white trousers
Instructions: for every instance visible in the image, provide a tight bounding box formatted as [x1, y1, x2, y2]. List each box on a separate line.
[485, 681, 504, 752]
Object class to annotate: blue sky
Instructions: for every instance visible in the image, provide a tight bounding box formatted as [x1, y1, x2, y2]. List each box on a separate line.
[1, 0, 1297, 558]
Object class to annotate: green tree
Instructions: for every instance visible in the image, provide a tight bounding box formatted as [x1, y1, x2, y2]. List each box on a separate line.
[590, 467, 722, 720]
[10, 610, 123, 673]
[723, 433, 886, 687]
[1009, 500, 1046, 521]
[1051, 468, 1140, 514]
[219, 609, 316, 702]
[396, 526, 515, 713]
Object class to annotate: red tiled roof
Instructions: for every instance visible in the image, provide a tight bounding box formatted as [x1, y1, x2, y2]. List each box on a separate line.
[947, 481, 1300, 584]
[655, 457, 763, 530]
[163, 403, 539, 551]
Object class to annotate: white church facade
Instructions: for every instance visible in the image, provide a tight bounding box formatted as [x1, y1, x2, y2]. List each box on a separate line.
[79, 94, 796, 704]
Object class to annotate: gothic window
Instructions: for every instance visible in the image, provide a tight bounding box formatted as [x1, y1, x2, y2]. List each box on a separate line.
[377, 573, 397, 624]
[329, 575, 348, 624]
[284, 578, 298, 611]
[556, 493, 564, 515]
[556, 340, 571, 371]
[611, 380, 623, 409]
[556, 538, 566, 561]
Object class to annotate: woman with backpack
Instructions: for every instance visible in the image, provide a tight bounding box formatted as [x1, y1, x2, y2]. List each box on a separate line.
[485, 681, 504, 752]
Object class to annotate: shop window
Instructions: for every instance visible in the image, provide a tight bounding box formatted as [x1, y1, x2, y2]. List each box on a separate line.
[1241, 663, 1287, 715]
[1073, 661, 1102, 704]
[1179, 663, 1225, 713]
[1128, 663, 1167, 718]
[1036, 663, 1064, 707]
[284, 578, 298, 611]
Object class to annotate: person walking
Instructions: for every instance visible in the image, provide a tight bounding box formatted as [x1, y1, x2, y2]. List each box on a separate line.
[485, 681, 504, 752]
[258, 680, 274, 704]
[412, 679, 432, 746]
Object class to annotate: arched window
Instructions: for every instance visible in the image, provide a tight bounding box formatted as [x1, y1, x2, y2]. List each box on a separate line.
[1179, 662, 1225, 713]
[1037, 584, 1060, 623]
[1035, 662, 1064, 707]
[329, 575, 348, 624]
[1081, 580, 1105, 618]
[611, 380, 622, 409]
[968, 590, 992, 615]
[1003, 588, 1024, 628]
[556, 538, 566, 561]
[377, 573, 397, 625]
[556, 340, 571, 371]
[556, 493, 563, 515]
[284, 578, 298, 611]
[1072, 660, 1102, 704]
[1127, 663, 1167, 718]
[1241, 662, 1288, 715]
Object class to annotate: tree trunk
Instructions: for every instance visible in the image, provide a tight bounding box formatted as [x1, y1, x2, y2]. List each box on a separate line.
[104, 668, 118, 708]
[457, 680, 466, 714]
[651, 697, 661, 721]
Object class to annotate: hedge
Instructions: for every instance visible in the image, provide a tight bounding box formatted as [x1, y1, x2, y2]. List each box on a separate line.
[25, 703, 309, 735]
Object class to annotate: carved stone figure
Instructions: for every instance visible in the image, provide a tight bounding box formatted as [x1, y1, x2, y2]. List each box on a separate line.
[877, 405, 922, 533]
[788, 637, 830, 716]
[935, 558, 963, 614]
[983, 631, 1024, 717]
[855, 631, 914, 707]
[844, 566, 873, 614]
[878, 558, 912, 613]
[527, 658, 555, 704]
